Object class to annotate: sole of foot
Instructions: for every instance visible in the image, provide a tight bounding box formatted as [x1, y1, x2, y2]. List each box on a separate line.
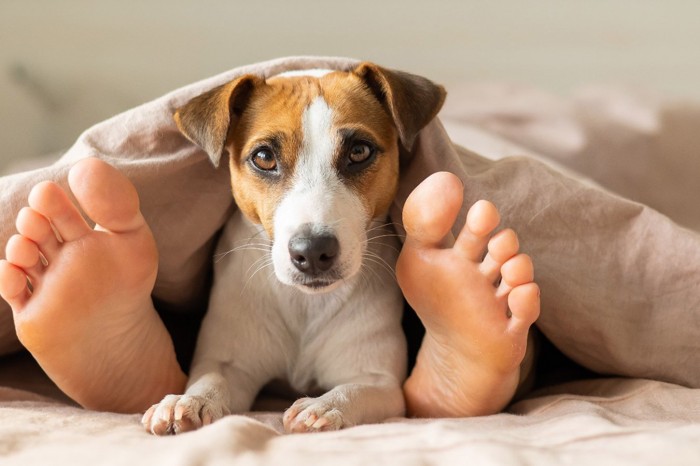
[396, 171, 540, 418]
[0, 158, 185, 412]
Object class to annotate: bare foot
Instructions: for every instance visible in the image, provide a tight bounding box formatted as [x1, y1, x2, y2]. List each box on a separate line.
[396, 172, 540, 418]
[0, 158, 186, 413]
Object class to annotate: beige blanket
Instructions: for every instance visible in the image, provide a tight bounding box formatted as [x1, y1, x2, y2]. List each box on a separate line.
[1, 56, 700, 465]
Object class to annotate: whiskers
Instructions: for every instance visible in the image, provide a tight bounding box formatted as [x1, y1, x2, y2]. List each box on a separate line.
[214, 231, 273, 263]
[359, 222, 405, 287]
[212, 221, 405, 299]
[365, 221, 406, 237]
[213, 232, 275, 296]
[360, 250, 397, 283]
[241, 255, 275, 295]
[362, 222, 405, 252]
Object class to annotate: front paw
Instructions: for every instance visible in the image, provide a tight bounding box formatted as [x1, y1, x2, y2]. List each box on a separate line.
[283, 397, 348, 433]
[142, 394, 228, 435]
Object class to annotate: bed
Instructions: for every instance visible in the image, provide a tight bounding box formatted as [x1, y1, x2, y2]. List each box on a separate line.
[1, 56, 699, 465]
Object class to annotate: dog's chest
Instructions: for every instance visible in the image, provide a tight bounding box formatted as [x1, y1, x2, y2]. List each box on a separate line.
[215, 210, 362, 392]
[271, 282, 356, 392]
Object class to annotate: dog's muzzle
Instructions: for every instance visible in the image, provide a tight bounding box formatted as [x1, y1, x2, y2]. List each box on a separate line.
[287, 225, 340, 288]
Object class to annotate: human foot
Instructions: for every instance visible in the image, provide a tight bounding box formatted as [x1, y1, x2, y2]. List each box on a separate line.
[0, 158, 186, 413]
[396, 171, 540, 418]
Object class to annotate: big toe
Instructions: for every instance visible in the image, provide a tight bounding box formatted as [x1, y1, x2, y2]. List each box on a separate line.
[402, 171, 463, 249]
[68, 158, 145, 233]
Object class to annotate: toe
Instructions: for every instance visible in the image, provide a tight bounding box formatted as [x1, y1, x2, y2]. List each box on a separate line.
[283, 399, 307, 432]
[497, 254, 534, 298]
[173, 398, 204, 433]
[479, 228, 519, 283]
[141, 406, 156, 430]
[28, 181, 91, 242]
[507, 283, 540, 334]
[68, 158, 145, 234]
[454, 200, 501, 261]
[0, 260, 30, 309]
[402, 172, 463, 249]
[16, 207, 60, 260]
[5, 235, 43, 281]
[150, 396, 178, 435]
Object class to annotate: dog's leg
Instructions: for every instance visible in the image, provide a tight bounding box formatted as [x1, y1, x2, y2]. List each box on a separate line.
[141, 362, 230, 435]
[283, 374, 404, 433]
[142, 295, 283, 435]
[283, 294, 407, 433]
[141, 211, 287, 435]
[141, 358, 268, 435]
[142, 275, 278, 435]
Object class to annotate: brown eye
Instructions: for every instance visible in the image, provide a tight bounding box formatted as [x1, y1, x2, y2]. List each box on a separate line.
[251, 148, 277, 171]
[348, 143, 374, 164]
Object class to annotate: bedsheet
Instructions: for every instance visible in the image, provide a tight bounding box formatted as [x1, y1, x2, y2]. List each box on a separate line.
[1, 355, 699, 465]
[1, 57, 700, 465]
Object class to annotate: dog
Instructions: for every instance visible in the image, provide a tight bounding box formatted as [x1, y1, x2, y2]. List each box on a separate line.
[142, 62, 445, 434]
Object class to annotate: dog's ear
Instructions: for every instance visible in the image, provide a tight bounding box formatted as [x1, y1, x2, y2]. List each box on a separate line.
[353, 62, 446, 152]
[174, 74, 263, 167]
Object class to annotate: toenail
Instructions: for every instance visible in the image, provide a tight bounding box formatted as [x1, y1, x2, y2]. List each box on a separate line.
[312, 417, 330, 429]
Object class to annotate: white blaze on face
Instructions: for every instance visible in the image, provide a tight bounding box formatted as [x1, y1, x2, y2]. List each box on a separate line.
[271, 96, 369, 290]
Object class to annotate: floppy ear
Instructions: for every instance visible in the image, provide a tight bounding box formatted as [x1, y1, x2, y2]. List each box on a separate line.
[353, 62, 446, 151]
[174, 74, 263, 167]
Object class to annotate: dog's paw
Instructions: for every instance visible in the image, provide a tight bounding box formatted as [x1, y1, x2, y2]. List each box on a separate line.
[282, 396, 348, 433]
[141, 394, 228, 435]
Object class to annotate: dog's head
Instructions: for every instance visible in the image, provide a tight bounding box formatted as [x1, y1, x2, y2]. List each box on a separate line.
[175, 62, 445, 293]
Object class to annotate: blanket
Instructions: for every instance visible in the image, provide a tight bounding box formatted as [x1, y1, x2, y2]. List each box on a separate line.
[1, 56, 700, 465]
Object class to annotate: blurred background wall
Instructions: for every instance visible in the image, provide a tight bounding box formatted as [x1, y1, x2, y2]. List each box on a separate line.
[1, 0, 699, 170]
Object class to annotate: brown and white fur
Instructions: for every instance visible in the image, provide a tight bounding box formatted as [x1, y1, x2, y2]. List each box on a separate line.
[143, 63, 445, 434]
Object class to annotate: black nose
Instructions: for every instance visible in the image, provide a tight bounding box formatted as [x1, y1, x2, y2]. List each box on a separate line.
[288, 232, 339, 275]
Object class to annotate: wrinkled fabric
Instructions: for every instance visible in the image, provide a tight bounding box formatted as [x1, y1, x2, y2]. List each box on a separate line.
[2, 56, 699, 386]
[1, 56, 700, 465]
[1, 376, 699, 466]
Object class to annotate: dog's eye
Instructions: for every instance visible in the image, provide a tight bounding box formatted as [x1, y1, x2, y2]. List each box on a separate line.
[251, 149, 277, 171]
[348, 143, 374, 164]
